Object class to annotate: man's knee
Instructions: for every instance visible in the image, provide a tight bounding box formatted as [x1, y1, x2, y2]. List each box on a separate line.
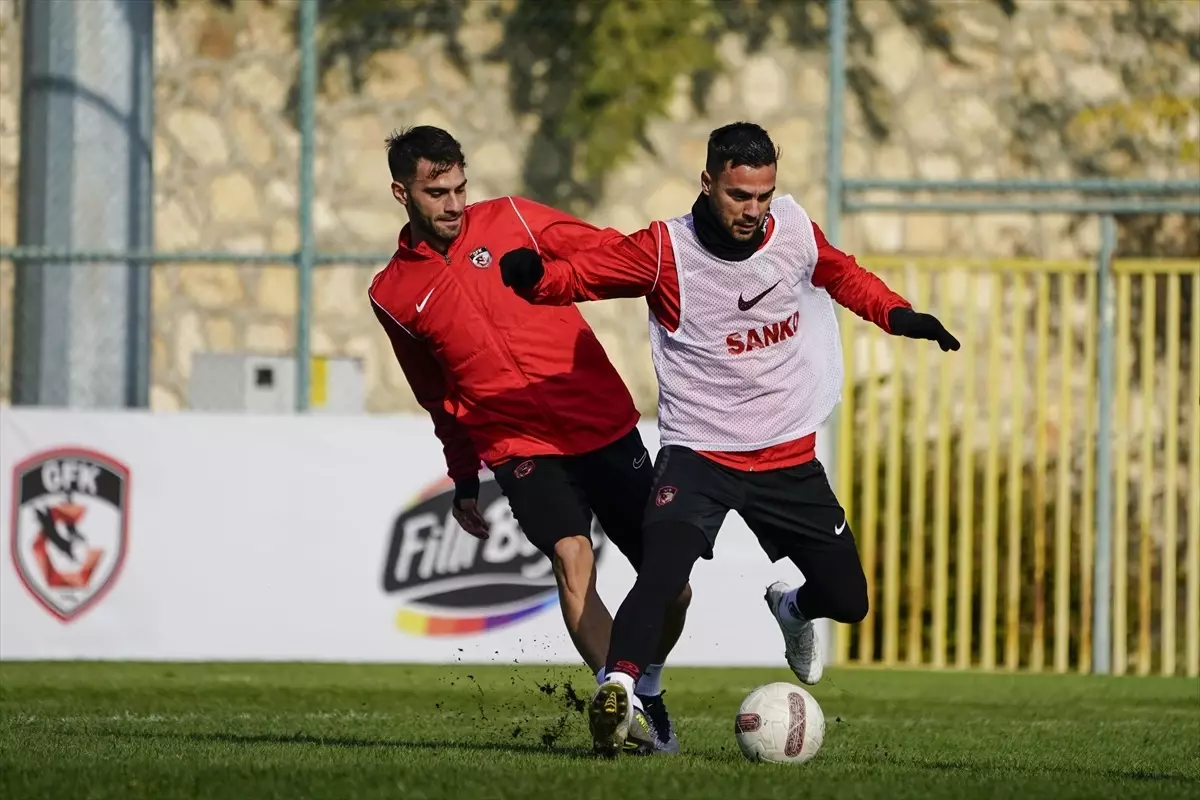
[829, 568, 869, 623]
[669, 582, 693, 616]
[551, 535, 595, 595]
[629, 522, 706, 603]
[834, 590, 868, 624]
[824, 549, 868, 623]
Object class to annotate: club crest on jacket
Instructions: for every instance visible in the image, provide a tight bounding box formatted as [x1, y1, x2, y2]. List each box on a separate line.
[469, 247, 492, 268]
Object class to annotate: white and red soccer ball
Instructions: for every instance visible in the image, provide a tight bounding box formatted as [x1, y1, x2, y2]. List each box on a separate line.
[734, 682, 826, 764]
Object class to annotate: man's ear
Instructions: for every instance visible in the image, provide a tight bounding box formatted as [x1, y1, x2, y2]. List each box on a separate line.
[700, 170, 712, 196]
[391, 180, 408, 206]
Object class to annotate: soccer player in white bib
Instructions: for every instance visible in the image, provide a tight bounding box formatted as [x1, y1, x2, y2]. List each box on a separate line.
[498, 121, 960, 757]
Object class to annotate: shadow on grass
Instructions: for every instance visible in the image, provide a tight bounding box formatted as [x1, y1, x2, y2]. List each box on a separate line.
[98, 728, 597, 761]
[919, 759, 1198, 785]
[197, 730, 597, 759]
[195, 737, 1200, 782]
[80, 728, 1200, 781]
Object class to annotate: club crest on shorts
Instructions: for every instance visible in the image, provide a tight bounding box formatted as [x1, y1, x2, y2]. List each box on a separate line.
[9, 448, 130, 623]
[469, 246, 492, 268]
[514, 460, 535, 479]
[655, 485, 678, 506]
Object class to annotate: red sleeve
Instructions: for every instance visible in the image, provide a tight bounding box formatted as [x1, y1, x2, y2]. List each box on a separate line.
[518, 221, 682, 331]
[369, 296, 482, 482]
[506, 196, 614, 257]
[810, 221, 910, 332]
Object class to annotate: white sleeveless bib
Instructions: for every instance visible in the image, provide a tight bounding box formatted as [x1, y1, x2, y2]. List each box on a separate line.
[650, 195, 843, 451]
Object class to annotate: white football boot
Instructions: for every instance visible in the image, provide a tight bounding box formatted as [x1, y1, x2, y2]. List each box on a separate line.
[764, 581, 824, 685]
[588, 677, 634, 757]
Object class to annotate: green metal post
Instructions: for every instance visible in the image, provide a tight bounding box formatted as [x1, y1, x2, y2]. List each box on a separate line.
[826, 0, 846, 248]
[296, 0, 318, 412]
[1092, 214, 1117, 674]
[824, 0, 847, 478]
[823, 0, 848, 665]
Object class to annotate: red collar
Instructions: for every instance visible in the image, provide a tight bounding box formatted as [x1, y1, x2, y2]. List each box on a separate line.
[394, 211, 470, 262]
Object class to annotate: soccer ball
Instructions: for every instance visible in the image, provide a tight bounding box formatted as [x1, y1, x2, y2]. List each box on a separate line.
[733, 681, 825, 764]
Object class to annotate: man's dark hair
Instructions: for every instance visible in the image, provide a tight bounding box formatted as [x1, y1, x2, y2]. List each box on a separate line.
[705, 121, 781, 177]
[385, 125, 467, 182]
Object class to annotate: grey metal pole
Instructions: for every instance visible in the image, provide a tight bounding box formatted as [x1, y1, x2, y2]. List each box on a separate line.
[12, 0, 154, 408]
[295, 0, 318, 412]
[1092, 214, 1117, 675]
[826, 0, 847, 249]
[824, 0, 848, 465]
[126, 0, 153, 408]
[822, 0, 848, 665]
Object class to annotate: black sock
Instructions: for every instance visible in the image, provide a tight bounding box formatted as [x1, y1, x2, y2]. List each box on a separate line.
[605, 521, 709, 680]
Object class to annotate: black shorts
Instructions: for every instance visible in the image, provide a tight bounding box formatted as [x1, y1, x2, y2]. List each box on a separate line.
[643, 445, 857, 565]
[491, 427, 653, 568]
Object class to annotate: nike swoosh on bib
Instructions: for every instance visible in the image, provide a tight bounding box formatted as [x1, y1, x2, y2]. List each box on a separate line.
[737, 281, 781, 311]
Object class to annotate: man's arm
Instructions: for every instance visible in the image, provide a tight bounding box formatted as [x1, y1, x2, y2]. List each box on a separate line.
[507, 195, 663, 300]
[506, 196, 620, 259]
[369, 297, 482, 487]
[810, 221, 911, 332]
[811, 222, 960, 351]
[503, 221, 668, 306]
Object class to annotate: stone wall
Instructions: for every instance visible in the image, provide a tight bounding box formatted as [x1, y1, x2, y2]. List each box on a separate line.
[0, 0, 1196, 413]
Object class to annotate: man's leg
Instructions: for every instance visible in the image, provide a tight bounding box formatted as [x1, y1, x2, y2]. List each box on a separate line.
[550, 534, 610, 671]
[577, 428, 693, 685]
[589, 446, 736, 757]
[590, 521, 709, 757]
[741, 458, 869, 685]
[575, 428, 695, 752]
[491, 457, 610, 671]
[651, 583, 692, 672]
[545, 533, 690, 680]
[601, 521, 710, 686]
[490, 454, 660, 754]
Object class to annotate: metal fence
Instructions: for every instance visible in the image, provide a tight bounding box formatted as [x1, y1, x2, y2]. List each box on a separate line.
[829, 252, 1197, 677]
[1, 0, 1198, 676]
[818, 0, 1199, 676]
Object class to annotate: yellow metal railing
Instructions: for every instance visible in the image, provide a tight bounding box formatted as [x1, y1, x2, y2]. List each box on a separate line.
[832, 256, 1198, 677]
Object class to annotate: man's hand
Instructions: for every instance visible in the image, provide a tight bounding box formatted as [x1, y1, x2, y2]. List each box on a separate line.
[888, 307, 961, 352]
[452, 498, 490, 539]
[451, 476, 490, 539]
[500, 248, 544, 292]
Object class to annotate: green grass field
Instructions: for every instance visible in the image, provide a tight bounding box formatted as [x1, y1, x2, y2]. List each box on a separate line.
[1, 662, 1196, 799]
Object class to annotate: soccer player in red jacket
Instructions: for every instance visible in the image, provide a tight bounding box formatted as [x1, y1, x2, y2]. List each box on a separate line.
[499, 121, 960, 756]
[368, 126, 690, 754]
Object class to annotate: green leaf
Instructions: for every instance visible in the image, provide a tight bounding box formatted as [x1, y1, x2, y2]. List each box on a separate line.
[556, 0, 722, 183]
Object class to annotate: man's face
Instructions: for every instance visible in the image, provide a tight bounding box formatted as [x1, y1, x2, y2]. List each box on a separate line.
[701, 162, 776, 241]
[392, 160, 467, 245]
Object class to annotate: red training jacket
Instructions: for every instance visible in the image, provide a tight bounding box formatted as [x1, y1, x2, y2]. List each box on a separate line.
[522, 213, 912, 472]
[369, 197, 640, 482]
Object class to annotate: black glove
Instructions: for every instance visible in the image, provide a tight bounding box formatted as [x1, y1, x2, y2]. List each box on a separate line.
[499, 248, 544, 291]
[888, 307, 960, 352]
[453, 475, 480, 509]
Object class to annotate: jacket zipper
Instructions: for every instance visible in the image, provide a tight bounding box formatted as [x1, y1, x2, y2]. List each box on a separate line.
[441, 253, 571, 438]
[442, 252, 554, 419]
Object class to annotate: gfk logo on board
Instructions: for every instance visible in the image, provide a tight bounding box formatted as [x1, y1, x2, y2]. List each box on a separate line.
[9, 448, 130, 623]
